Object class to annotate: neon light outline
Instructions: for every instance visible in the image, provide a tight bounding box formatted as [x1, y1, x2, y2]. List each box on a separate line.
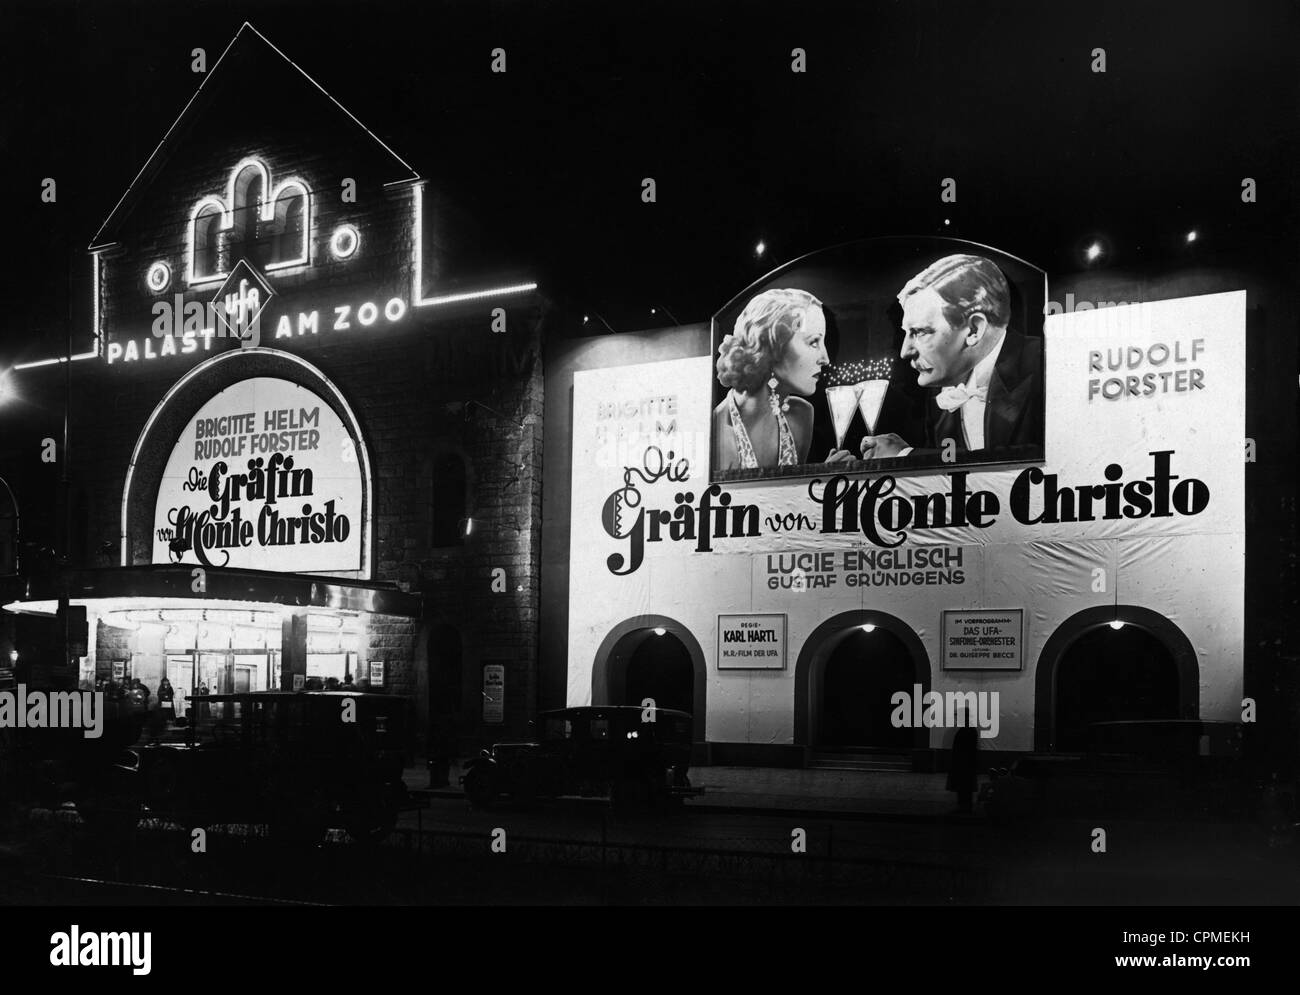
[411, 182, 537, 307]
[14, 253, 102, 370]
[89, 22, 419, 252]
[187, 157, 312, 286]
[329, 224, 359, 259]
[146, 261, 171, 293]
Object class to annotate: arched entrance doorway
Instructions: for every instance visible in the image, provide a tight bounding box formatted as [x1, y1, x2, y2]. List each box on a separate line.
[625, 631, 694, 714]
[820, 628, 914, 749]
[592, 615, 707, 744]
[1055, 625, 1179, 751]
[794, 610, 931, 754]
[1034, 605, 1199, 752]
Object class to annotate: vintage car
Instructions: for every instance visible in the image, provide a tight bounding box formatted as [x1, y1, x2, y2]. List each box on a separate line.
[460, 705, 701, 816]
[76, 691, 416, 844]
[6, 690, 145, 826]
[979, 720, 1259, 825]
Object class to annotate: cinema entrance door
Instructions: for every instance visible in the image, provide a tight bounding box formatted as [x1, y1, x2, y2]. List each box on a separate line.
[794, 610, 932, 767]
[1034, 605, 1200, 753]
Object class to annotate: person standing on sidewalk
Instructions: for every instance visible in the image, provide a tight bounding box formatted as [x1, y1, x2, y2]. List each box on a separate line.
[947, 708, 979, 814]
[157, 677, 176, 724]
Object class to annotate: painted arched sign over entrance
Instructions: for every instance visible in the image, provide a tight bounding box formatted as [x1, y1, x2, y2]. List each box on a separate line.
[150, 376, 363, 572]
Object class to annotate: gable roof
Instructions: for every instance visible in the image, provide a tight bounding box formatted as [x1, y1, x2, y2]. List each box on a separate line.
[88, 22, 420, 251]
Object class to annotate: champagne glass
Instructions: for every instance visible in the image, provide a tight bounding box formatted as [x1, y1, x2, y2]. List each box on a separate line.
[825, 384, 862, 451]
[856, 380, 889, 435]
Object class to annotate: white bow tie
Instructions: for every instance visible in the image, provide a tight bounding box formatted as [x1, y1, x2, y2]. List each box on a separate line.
[935, 383, 988, 412]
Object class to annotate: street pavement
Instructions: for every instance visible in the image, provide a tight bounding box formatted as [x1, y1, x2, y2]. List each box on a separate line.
[1, 758, 1293, 905]
[407, 759, 965, 819]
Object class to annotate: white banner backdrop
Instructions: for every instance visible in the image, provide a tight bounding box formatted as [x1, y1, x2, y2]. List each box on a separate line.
[152, 377, 364, 572]
[568, 292, 1246, 750]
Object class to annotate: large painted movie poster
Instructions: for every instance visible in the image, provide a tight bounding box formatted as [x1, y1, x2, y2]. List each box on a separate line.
[710, 238, 1046, 482]
[151, 377, 365, 572]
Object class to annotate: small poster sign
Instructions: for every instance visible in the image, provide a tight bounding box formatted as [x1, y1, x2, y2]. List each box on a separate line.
[483, 664, 505, 723]
[941, 609, 1024, 671]
[717, 614, 786, 670]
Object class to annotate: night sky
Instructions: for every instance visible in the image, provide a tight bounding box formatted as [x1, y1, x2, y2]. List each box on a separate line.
[0, 0, 1296, 358]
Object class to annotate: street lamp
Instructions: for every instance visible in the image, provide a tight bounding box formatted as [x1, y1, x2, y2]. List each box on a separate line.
[0, 475, 19, 577]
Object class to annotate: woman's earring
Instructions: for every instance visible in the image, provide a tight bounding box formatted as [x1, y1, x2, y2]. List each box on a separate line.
[767, 374, 789, 413]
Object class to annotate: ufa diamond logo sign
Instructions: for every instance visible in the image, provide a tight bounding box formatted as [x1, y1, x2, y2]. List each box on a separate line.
[211, 259, 273, 348]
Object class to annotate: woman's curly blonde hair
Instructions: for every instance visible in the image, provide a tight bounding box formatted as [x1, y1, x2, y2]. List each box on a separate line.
[716, 288, 823, 394]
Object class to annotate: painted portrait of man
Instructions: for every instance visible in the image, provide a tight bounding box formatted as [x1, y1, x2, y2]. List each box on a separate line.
[860, 253, 1043, 460]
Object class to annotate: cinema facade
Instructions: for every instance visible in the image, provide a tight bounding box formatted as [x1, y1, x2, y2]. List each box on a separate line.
[540, 237, 1291, 769]
[1, 25, 545, 750]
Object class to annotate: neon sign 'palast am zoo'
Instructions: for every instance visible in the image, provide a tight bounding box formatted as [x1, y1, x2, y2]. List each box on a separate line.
[14, 24, 537, 373]
[101, 158, 537, 365]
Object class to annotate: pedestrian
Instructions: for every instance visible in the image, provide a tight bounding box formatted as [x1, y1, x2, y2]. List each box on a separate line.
[158, 677, 176, 724]
[129, 679, 150, 713]
[947, 707, 979, 815]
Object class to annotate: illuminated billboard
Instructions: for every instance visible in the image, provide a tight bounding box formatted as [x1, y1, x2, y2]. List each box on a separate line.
[709, 238, 1046, 482]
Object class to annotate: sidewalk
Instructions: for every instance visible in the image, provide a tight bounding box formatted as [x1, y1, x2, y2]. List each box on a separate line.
[404, 758, 974, 821]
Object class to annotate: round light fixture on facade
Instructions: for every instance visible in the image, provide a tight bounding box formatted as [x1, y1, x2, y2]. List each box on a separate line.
[861, 623, 875, 633]
[330, 224, 360, 259]
[653, 627, 666, 636]
[1109, 619, 1125, 630]
[146, 261, 171, 293]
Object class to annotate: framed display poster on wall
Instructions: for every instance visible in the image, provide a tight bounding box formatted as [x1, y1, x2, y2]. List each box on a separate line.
[717, 614, 787, 670]
[941, 609, 1024, 671]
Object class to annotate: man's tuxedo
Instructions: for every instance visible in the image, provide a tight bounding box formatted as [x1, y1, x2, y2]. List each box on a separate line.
[922, 327, 1043, 452]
